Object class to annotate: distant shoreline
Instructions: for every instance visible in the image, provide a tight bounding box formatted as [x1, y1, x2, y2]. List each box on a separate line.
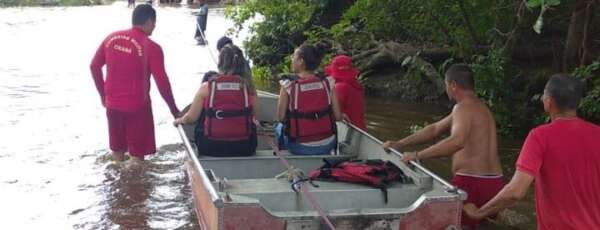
[0, 0, 110, 7]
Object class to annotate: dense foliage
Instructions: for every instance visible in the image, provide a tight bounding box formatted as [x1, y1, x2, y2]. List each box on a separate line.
[227, 0, 600, 135]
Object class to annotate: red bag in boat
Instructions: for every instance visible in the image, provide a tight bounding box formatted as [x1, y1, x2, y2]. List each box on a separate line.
[309, 159, 411, 203]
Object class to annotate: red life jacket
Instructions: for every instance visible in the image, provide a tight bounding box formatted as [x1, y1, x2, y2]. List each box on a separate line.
[203, 75, 252, 141]
[286, 76, 336, 142]
[309, 159, 412, 203]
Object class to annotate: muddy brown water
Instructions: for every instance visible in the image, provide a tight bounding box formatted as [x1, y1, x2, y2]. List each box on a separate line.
[0, 2, 535, 229]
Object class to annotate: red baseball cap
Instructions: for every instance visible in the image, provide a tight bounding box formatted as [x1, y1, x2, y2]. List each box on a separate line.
[325, 55, 359, 79]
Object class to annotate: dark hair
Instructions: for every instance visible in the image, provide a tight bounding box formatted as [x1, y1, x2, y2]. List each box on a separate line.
[218, 44, 254, 90]
[132, 4, 156, 26]
[217, 36, 233, 51]
[545, 74, 583, 111]
[202, 71, 218, 83]
[445, 63, 475, 91]
[296, 42, 328, 71]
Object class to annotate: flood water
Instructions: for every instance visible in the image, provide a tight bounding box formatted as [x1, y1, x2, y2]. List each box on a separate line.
[0, 1, 534, 229]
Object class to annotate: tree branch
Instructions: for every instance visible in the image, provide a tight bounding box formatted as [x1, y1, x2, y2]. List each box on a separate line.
[456, 0, 481, 45]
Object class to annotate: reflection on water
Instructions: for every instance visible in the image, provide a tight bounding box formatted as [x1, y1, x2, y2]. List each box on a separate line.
[0, 1, 534, 229]
[0, 1, 238, 229]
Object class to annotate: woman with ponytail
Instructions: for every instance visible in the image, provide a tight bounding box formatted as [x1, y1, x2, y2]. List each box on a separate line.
[175, 44, 258, 157]
[275, 43, 343, 155]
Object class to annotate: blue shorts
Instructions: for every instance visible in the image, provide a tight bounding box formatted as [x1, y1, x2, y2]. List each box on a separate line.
[275, 123, 336, 155]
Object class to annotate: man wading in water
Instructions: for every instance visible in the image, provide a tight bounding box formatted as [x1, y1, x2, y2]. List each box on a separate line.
[90, 5, 180, 162]
[383, 64, 504, 229]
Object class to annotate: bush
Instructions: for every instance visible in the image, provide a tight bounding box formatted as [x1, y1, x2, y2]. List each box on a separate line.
[226, 0, 328, 72]
[471, 48, 530, 135]
[573, 61, 600, 123]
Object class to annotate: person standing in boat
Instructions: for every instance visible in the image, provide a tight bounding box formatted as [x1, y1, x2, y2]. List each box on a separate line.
[275, 43, 343, 155]
[90, 4, 180, 162]
[194, 0, 209, 45]
[325, 55, 366, 130]
[383, 64, 503, 229]
[174, 45, 258, 157]
[463, 74, 600, 229]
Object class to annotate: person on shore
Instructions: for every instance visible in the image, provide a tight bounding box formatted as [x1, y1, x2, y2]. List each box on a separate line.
[325, 55, 366, 130]
[174, 45, 258, 157]
[194, 0, 208, 45]
[90, 4, 180, 162]
[463, 74, 600, 229]
[275, 43, 343, 155]
[383, 64, 503, 229]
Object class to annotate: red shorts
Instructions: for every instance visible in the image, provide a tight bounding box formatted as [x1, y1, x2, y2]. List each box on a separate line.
[451, 173, 505, 228]
[106, 106, 156, 157]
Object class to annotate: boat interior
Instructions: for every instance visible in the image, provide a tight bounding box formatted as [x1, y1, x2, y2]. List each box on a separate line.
[182, 91, 457, 217]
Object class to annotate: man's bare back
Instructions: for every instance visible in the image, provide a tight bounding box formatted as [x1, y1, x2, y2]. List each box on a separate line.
[382, 64, 505, 228]
[450, 97, 502, 175]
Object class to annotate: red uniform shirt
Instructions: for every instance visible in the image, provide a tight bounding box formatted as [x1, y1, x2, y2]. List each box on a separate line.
[334, 77, 366, 130]
[516, 118, 600, 230]
[90, 27, 179, 116]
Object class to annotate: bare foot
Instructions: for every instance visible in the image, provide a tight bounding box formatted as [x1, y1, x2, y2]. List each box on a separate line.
[129, 155, 145, 163]
[112, 151, 126, 162]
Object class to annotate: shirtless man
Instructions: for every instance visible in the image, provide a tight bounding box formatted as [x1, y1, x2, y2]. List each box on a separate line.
[383, 64, 503, 229]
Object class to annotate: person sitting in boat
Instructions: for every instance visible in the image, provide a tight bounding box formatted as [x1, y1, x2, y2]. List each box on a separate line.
[325, 55, 366, 130]
[174, 44, 257, 157]
[216, 36, 233, 52]
[216, 38, 252, 85]
[275, 43, 343, 155]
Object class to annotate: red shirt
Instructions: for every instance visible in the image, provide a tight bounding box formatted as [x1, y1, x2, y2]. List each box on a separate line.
[516, 118, 600, 230]
[334, 77, 366, 130]
[90, 27, 179, 116]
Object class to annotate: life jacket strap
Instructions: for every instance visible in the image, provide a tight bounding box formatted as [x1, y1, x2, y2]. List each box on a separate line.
[287, 107, 332, 120]
[205, 108, 252, 119]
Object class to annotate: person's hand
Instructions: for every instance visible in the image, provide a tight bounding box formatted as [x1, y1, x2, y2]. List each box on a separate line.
[342, 113, 350, 122]
[173, 117, 184, 127]
[382, 140, 399, 153]
[400, 151, 418, 163]
[463, 203, 483, 220]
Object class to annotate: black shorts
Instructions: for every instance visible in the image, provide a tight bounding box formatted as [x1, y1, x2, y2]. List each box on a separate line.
[194, 122, 257, 157]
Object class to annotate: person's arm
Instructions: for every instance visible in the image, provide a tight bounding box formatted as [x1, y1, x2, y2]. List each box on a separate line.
[383, 113, 452, 151]
[277, 87, 288, 122]
[90, 42, 106, 106]
[330, 88, 343, 121]
[174, 83, 208, 125]
[250, 89, 259, 118]
[406, 105, 471, 162]
[149, 43, 180, 117]
[334, 84, 350, 121]
[464, 170, 533, 219]
[464, 128, 542, 219]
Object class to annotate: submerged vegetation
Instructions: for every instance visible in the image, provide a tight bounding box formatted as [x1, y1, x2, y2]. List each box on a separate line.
[227, 0, 599, 136]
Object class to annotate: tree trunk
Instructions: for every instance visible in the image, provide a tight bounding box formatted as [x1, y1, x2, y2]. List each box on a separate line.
[563, 0, 589, 71]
